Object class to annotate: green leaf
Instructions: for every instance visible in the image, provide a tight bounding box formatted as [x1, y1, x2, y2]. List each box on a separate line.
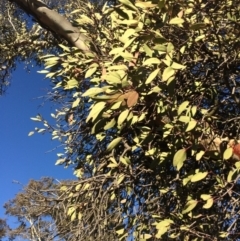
[196, 150, 205, 161]
[169, 17, 184, 24]
[119, 0, 138, 11]
[178, 115, 191, 123]
[191, 172, 208, 182]
[117, 174, 125, 185]
[86, 102, 106, 122]
[106, 137, 122, 152]
[145, 68, 160, 84]
[104, 118, 116, 130]
[64, 79, 78, 89]
[120, 156, 131, 166]
[171, 62, 186, 70]
[85, 67, 97, 78]
[178, 101, 189, 115]
[72, 98, 80, 108]
[82, 87, 104, 97]
[118, 109, 129, 125]
[104, 73, 122, 84]
[143, 58, 161, 66]
[182, 200, 198, 214]
[173, 149, 186, 170]
[200, 194, 211, 201]
[162, 67, 174, 81]
[224, 148, 233, 160]
[203, 198, 213, 209]
[185, 120, 197, 132]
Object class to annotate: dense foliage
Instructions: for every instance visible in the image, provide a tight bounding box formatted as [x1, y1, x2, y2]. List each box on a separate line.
[2, 0, 240, 240]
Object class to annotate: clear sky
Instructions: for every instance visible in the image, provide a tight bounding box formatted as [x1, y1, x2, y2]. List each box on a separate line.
[0, 64, 75, 220]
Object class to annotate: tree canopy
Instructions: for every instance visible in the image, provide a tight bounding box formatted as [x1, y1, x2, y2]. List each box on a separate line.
[1, 0, 240, 240]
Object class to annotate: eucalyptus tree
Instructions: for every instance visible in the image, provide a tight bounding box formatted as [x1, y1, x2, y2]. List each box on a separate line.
[2, 0, 240, 240]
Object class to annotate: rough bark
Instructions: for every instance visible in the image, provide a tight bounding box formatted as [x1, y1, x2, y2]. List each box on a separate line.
[9, 0, 90, 52]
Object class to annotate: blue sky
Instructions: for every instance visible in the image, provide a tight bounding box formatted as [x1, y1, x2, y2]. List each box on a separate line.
[0, 64, 75, 220]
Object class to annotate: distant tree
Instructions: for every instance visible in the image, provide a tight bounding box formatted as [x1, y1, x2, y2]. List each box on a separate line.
[2, 0, 240, 240]
[3, 178, 118, 241]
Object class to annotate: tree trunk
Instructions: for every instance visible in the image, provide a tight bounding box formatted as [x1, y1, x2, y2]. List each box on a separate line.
[9, 0, 90, 52]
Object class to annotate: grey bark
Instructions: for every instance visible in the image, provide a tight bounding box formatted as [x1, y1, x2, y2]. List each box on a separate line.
[9, 0, 90, 52]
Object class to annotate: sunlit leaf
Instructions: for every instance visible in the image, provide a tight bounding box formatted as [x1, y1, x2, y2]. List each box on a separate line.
[182, 200, 198, 214]
[169, 17, 184, 24]
[173, 149, 186, 170]
[191, 172, 208, 182]
[203, 198, 213, 209]
[224, 148, 233, 160]
[145, 68, 160, 84]
[118, 109, 129, 125]
[106, 137, 122, 152]
[186, 120, 197, 132]
[162, 67, 174, 81]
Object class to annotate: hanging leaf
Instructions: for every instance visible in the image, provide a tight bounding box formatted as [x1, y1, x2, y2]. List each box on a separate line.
[106, 137, 122, 152]
[82, 87, 104, 97]
[143, 58, 161, 66]
[162, 67, 175, 81]
[224, 148, 233, 160]
[119, 0, 138, 11]
[104, 118, 116, 130]
[196, 150, 205, 161]
[118, 109, 129, 125]
[203, 198, 214, 209]
[86, 102, 106, 122]
[173, 149, 187, 170]
[186, 120, 197, 132]
[201, 194, 211, 201]
[191, 172, 208, 182]
[28, 131, 34, 136]
[145, 68, 160, 84]
[72, 98, 80, 108]
[169, 17, 185, 24]
[85, 67, 97, 78]
[178, 101, 189, 115]
[182, 200, 198, 214]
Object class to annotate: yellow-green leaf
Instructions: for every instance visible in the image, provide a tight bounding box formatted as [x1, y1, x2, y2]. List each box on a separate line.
[224, 148, 233, 160]
[118, 109, 129, 125]
[182, 200, 198, 214]
[72, 98, 80, 108]
[162, 67, 174, 81]
[104, 118, 116, 130]
[191, 172, 208, 182]
[169, 17, 184, 24]
[203, 198, 213, 209]
[64, 79, 78, 89]
[106, 137, 122, 152]
[85, 67, 97, 78]
[196, 150, 205, 161]
[143, 58, 161, 66]
[201, 194, 211, 201]
[186, 120, 197, 132]
[173, 149, 186, 170]
[86, 102, 106, 122]
[145, 68, 160, 84]
[117, 173, 125, 185]
[171, 62, 186, 70]
[178, 101, 189, 115]
[119, 0, 138, 11]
